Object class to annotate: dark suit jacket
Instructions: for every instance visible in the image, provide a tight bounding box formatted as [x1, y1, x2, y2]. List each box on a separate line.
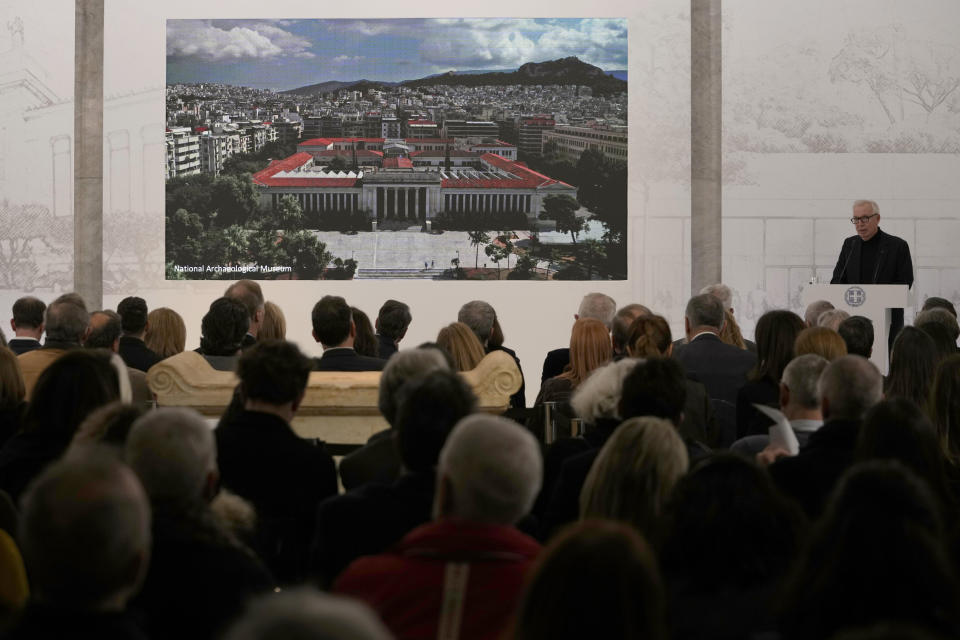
[768, 418, 860, 519]
[6, 338, 40, 356]
[377, 334, 398, 360]
[540, 347, 570, 383]
[314, 347, 385, 372]
[118, 336, 162, 372]
[736, 378, 780, 440]
[673, 334, 757, 407]
[830, 228, 914, 286]
[338, 432, 402, 491]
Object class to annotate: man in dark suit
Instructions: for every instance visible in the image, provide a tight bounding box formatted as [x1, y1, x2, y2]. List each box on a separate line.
[225, 280, 265, 349]
[540, 292, 617, 382]
[375, 299, 411, 361]
[672, 293, 756, 447]
[8, 296, 45, 355]
[116, 296, 161, 372]
[831, 200, 914, 348]
[216, 340, 337, 582]
[313, 296, 386, 372]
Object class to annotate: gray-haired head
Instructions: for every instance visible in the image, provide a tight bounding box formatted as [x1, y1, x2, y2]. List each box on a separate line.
[817, 354, 883, 421]
[817, 309, 850, 332]
[853, 199, 880, 215]
[45, 296, 90, 343]
[577, 293, 617, 329]
[915, 307, 960, 342]
[699, 283, 733, 311]
[781, 354, 829, 410]
[457, 300, 496, 346]
[684, 293, 725, 331]
[804, 300, 835, 328]
[378, 348, 451, 426]
[436, 414, 541, 525]
[223, 587, 392, 640]
[19, 447, 150, 609]
[611, 304, 651, 354]
[125, 408, 216, 504]
[570, 358, 641, 424]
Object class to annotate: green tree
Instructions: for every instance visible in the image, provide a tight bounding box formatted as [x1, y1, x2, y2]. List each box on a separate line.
[270, 194, 304, 229]
[166, 173, 215, 218]
[198, 224, 249, 273]
[165, 208, 205, 266]
[220, 156, 264, 178]
[468, 229, 490, 268]
[484, 242, 511, 279]
[325, 256, 359, 280]
[539, 194, 585, 244]
[326, 155, 349, 172]
[280, 231, 331, 279]
[210, 175, 260, 228]
[247, 229, 288, 275]
[507, 253, 536, 280]
[579, 239, 608, 279]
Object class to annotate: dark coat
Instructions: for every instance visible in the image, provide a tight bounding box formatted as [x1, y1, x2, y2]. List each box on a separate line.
[311, 471, 435, 587]
[540, 347, 570, 383]
[830, 228, 914, 286]
[736, 378, 780, 440]
[118, 336, 162, 373]
[314, 348, 386, 372]
[338, 431, 401, 491]
[377, 334, 398, 361]
[6, 338, 40, 356]
[3, 604, 148, 640]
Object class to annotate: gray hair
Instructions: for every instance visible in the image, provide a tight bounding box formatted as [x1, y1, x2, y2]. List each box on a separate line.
[577, 293, 617, 328]
[699, 283, 733, 310]
[915, 307, 960, 341]
[781, 354, 829, 410]
[378, 348, 450, 426]
[611, 304, 651, 353]
[570, 358, 641, 424]
[804, 300, 835, 327]
[223, 587, 392, 640]
[817, 355, 883, 421]
[85, 310, 122, 349]
[45, 297, 90, 342]
[685, 293, 725, 330]
[457, 300, 496, 346]
[19, 447, 150, 608]
[817, 309, 850, 331]
[436, 414, 541, 525]
[125, 408, 215, 503]
[853, 199, 879, 215]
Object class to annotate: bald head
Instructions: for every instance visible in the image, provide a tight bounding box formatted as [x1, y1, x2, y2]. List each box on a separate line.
[86, 310, 122, 351]
[19, 449, 151, 610]
[817, 354, 883, 421]
[436, 414, 542, 525]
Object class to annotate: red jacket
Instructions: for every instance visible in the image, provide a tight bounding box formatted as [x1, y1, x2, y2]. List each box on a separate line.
[334, 518, 541, 640]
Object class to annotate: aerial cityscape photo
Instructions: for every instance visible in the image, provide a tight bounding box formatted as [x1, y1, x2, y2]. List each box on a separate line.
[165, 18, 628, 280]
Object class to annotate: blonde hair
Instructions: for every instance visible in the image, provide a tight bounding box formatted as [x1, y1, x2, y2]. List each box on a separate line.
[0, 346, 25, 409]
[144, 307, 186, 359]
[580, 416, 689, 535]
[719, 309, 747, 350]
[626, 315, 672, 358]
[436, 322, 486, 372]
[795, 326, 847, 362]
[558, 318, 612, 387]
[260, 301, 287, 342]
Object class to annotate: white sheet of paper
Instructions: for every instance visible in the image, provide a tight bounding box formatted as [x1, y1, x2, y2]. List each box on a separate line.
[754, 403, 800, 455]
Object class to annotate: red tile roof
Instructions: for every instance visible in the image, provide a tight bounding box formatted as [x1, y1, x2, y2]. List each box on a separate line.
[439, 153, 572, 189]
[383, 158, 414, 168]
[298, 138, 334, 148]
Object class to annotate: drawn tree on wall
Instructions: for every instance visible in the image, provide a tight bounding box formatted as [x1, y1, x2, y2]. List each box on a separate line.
[0, 202, 71, 290]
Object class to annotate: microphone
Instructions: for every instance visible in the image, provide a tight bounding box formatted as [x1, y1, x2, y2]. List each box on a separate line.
[834, 238, 858, 283]
[873, 245, 887, 284]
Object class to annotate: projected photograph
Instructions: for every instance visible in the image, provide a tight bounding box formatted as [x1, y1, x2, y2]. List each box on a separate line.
[165, 18, 628, 280]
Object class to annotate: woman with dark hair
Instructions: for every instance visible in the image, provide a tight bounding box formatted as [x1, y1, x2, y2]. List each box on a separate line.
[931, 354, 960, 468]
[350, 307, 378, 358]
[736, 310, 806, 439]
[0, 348, 26, 449]
[0, 350, 120, 501]
[917, 322, 957, 363]
[660, 453, 806, 639]
[780, 461, 960, 639]
[885, 326, 939, 408]
[512, 520, 666, 640]
[198, 297, 249, 371]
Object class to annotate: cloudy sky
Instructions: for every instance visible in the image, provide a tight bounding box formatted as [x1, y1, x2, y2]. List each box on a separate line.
[166, 18, 628, 90]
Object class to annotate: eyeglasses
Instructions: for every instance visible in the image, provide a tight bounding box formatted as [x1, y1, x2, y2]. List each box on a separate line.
[850, 214, 878, 224]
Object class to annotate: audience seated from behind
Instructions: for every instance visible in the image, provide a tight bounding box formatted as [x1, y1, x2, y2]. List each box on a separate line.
[916, 307, 960, 345]
[116, 296, 162, 372]
[794, 325, 847, 361]
[223, 587, 392, 640]
[884, 326, 938, 408]
[817, 308, 850, 331]
[70, 401, 145, 451]
[0, 350, 120, 502]
[375, 299, 411, 361]
[312, 369, 476, 587]
[435, 321, 485, 372]
[337, 348, 451, 491]
[335, 414, 542, 640]
[197, 297, 249, 371]
[84, 310, 151, 408]
[779, 461, 960, 639]
[459, 300, 526, 409]
[611, 303, 651, 358]
[0, 348, 26, 450]
[125, 407, 273, 638]
[144, 307, 186, 360]
[838, 315, 874, 358]
[215, 340, 337, 583]
[699, 283, 757, 352]
[931, 355, 960, 470]
[736, 310, 805, 439]
[763, 355, 883, 518]
[922, 296, 958, 317]
[312, 296, 385, 372]
[17, 293, 89, 398]
[659, 454, 806, 640]
[803, 299, 834, 328]
[7, 297, 45, 356]
[224, 279, 265, 349]
[258, 301, 286, 342]
[5, 449, 150, 639]
[730, 354, 828, 456]
[350, 306, 379, 358]
[512, 519, 667, 640]
[541, 292, 616, 382]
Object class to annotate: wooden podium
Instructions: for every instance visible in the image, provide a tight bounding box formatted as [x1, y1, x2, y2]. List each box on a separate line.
[802, 284, 911, 374]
